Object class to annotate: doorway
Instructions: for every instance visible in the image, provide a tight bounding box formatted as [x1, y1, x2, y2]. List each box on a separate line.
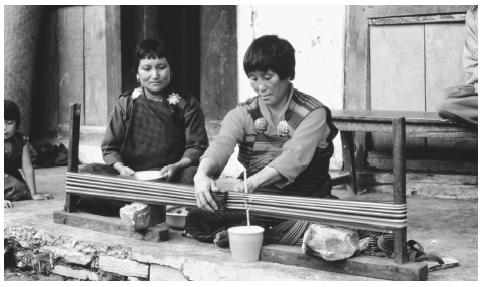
[121, 6, 201, 99]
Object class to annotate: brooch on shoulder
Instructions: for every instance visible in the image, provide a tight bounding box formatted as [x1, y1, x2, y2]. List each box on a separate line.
[254, 117, 268, 134]
[277, 120, 290, 137]
[131, 87, 143, 99]
[167, 93, 181, 106]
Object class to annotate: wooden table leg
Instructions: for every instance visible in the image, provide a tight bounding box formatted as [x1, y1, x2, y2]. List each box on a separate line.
[65, 103, 81, 213]
[340, 131, 358, 194]
[392, 117, 408, 264]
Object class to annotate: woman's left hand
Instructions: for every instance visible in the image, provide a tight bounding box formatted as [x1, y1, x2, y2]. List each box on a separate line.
[159, 164, 183, 182]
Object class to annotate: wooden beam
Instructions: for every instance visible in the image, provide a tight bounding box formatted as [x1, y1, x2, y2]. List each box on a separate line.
[392, 118, 408, 264]
[340, 131, 358, 194]
[365, 5, 472, 18]
[57, 6, 85, 125]
[369, 13, 466, 25]
[261, 244, 428, 281]
[66, 103, 81, 213]
[53, 210, 169, 242]
[4, 5, 43, 134]
[200, 6, 238, 131]
[84, 5, 121, 125]
[344, 6, 369, 168]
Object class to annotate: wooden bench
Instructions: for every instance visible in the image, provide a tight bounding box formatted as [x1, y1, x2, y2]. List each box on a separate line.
[331, 109, 478, 195]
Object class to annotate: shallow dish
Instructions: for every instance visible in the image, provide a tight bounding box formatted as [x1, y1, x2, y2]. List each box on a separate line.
[134, 170, 163, 181]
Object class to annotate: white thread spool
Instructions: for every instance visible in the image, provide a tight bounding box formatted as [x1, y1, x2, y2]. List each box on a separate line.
[243, 168, 250, 226]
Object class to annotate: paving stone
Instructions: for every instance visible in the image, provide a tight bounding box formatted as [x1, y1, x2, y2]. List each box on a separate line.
[41, 246, 93, 266]
[98, 255, 149, 278]
[53, 265, 99, 281]
[149, 264, 187, 281]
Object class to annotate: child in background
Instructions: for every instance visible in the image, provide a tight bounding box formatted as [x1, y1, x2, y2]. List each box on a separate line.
[4, 100, 51, 208]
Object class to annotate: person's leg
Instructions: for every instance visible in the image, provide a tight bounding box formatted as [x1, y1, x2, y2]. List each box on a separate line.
[4, 173, 32, 201]
[185, 208, 245, 246]
[80, 163, 119, 175]
[437, 85, 478, 127]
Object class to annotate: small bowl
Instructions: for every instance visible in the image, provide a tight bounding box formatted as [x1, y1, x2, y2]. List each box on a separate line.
[166, 213, 187, 229]
[165, 207, 190, 229]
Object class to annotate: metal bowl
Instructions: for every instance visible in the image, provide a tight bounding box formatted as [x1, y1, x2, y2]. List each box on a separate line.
[166, 208, 189, 229]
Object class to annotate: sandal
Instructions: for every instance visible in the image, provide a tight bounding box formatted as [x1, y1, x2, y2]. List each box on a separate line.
[407, 240, 458, 271]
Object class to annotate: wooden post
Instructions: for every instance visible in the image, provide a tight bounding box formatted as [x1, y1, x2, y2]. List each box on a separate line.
[392, 117, 408, 264]
[340, 131, 358, 194]
[65, 103, 81, 212]
[4, 6, 43, 134]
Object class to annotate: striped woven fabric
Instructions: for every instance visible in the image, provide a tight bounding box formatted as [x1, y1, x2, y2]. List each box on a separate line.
[65, 172, 408, 233]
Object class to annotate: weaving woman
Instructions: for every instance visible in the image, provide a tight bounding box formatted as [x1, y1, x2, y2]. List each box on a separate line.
[186, 35, 339, 247]
[80, 39, 208, 212]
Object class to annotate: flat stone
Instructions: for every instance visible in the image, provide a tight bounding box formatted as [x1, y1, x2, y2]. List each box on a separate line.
[98, 255, 149, 278]
[53, 265, 99, 281]
[149, 264, 187, 281]
[41, 246, 93, 266]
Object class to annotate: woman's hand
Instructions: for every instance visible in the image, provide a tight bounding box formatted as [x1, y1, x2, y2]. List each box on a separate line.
[193, 173, 219, 212]
[113, 162, 135, 177]
[233, 177, 257, 194]
[159, 164, 183, 182]
[32, 193, 53, 200]
[4, 200, 13, 208]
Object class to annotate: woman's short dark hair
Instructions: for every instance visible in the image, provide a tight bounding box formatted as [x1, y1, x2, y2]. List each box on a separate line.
[243, 35, 296, 80]
[133, 38, 173, 70]
[4, 99, 20, 128]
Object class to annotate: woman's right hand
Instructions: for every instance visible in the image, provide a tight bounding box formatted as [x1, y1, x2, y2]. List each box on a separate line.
[113, 162, 135, 177]
[193, 173, 219, 212]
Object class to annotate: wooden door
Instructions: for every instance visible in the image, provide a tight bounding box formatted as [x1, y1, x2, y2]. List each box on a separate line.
[344, 5, 476, 173]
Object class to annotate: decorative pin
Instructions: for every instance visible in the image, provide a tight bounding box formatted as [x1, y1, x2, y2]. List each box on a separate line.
[131, 87, 143, 99]
[254, 117, 268, 134]
[167, 93, 181, 106]
[277, 120, 289, 137]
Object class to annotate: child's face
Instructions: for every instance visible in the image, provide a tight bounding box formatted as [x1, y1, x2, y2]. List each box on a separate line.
[4, 120, 16, 139]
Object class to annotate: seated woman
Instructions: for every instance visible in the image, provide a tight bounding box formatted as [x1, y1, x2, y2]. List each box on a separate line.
[84, 38, 208, 181]
[186, 35, 338, 247]
[80, 39, 208, 213]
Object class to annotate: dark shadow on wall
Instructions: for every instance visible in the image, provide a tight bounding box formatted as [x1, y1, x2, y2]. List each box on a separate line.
[121, 6, 201, 100]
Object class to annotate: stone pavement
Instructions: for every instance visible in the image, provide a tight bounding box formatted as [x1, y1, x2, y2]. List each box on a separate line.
[3, 166, 478, 280]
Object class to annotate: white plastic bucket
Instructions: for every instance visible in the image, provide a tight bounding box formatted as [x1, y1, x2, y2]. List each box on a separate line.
[228, 225, 264, 262]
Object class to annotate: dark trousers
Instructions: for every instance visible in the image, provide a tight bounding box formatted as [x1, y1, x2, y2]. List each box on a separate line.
[437, 85, 477, 128]
[4, 173, 31, 201]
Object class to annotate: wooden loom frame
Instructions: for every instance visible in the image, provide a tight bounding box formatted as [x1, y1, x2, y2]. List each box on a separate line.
[56, 103, 430, 280]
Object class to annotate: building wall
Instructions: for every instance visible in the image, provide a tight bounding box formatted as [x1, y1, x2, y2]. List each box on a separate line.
[236, 6, 346, 170]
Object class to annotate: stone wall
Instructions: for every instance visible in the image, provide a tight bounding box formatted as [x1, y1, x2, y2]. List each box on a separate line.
[4, 225, 187, 281]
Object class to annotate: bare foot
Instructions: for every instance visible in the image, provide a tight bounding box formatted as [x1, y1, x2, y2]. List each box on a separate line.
[213, 230, 229, 248]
